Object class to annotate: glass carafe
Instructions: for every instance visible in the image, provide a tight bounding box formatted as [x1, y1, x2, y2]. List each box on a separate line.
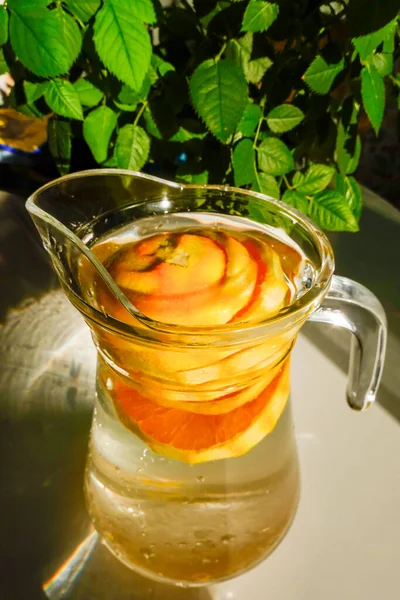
[26, 170, 387, 587]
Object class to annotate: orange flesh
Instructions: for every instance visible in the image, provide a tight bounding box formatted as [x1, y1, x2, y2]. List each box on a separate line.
[112, 361, 290, 463]
[115, 367, 283, 450]
[99, 230, 289, 326]
[91, 228, 296, 462]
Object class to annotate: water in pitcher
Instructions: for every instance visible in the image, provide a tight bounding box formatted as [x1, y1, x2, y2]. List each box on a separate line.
[82, 213, 310, 585]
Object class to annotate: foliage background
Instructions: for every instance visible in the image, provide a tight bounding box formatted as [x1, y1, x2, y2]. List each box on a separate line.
[1, 0, 400, 231]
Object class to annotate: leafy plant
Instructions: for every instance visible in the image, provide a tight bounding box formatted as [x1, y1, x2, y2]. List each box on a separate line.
[1, 0, 400, 231]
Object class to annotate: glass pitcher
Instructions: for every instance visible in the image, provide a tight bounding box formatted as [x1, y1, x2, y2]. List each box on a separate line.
[26, 170, 387, 587]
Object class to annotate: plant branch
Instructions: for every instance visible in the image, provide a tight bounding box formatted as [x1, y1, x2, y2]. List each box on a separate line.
[215, 42, 227, 61]
[283, 175, 293, 190]
[253, 117, 264, 149]
[133, 101, 148, 127]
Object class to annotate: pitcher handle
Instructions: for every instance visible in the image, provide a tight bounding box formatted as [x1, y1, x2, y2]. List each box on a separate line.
[308, 275, 387, 411]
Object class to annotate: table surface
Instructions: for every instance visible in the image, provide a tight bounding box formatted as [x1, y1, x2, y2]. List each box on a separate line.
[0, 187, 399, 600]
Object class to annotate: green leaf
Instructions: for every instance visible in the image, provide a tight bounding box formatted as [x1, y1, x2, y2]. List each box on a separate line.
[383, 22, 396, 53]
[114, 100, 139, 112]
[8, 0, 49, 8]
[304, 56, 344, 95]
[309, 190, 359, 232]
[189, 171, 209, 185]
[118, 84, 139, 106]
[23, 81, 50, 104]
[117, 75, 151, 110]
[0, 48, 7, 75]
[366, 53, 393, 77]
[65, 0, 101, 22]
[102, 155, 118, 168]
[83, 105, 117, 163]
[170, 119, 207, 142]
[233, 139, 256, 186]
[73, 79, 104, 107]
[266, 104, 304, 133]
[253, 173, 280, 199]
[94, 0, 152, 91]
[143, 102, 179, 140]
[151, 54, 175, 77]
[129, 0, 157, 24]
[190, 59, 247, 144]
[44, 79, 83, 120]
[147, 62, 158, 85]
[226, 34, 273, 84]
[282, 190, 308, 214]
[361, 64, 385, 135]
[295, 164, 335, 195]
[241, 0, 279, 33]
[335, 120, 362, 176]
[9, 6, 82, 78]
[292, 171, 304, 187]
[177, 166, 209, 184]
[143, 106, 162, 139]
[343, 176, 362, 220]
[115, 124, 150, 171]
[246, 56, 273, 84]
[0, 6, 9, 46]
[47, 118, 71, 176]
[237, 103, 262, 137]
[352, 20, 397, 60]
[258, 137, 294, 176]
[15, 103, 43, 118]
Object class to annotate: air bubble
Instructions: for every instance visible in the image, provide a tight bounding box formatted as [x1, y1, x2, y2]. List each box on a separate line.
[221, 534, 236, 545]
[140, 449, 149, 461]
[140, 548, 155, 560]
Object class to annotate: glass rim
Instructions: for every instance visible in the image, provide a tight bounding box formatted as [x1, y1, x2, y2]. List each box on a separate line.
[27, 168, 335, 343]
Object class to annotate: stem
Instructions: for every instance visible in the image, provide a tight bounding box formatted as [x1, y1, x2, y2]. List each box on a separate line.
[283, 175, 293, 190]
[215, 42, 227, 62]
[133, 101, 148, 127]
[253, 117, 264, 149]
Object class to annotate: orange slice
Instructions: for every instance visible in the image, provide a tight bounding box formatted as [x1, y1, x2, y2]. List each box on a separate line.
[113, 360, 290, 464]
[143, 370, 280, 414]
[97, 229, 290, 327]
[88, 228, 296, 463]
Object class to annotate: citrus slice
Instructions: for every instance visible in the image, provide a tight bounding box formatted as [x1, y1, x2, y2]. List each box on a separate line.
[143, 370, 279, 415]
[113, 360, 290, 464]
[98, 229, 290, 327]
[89, 227, 297, 463]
